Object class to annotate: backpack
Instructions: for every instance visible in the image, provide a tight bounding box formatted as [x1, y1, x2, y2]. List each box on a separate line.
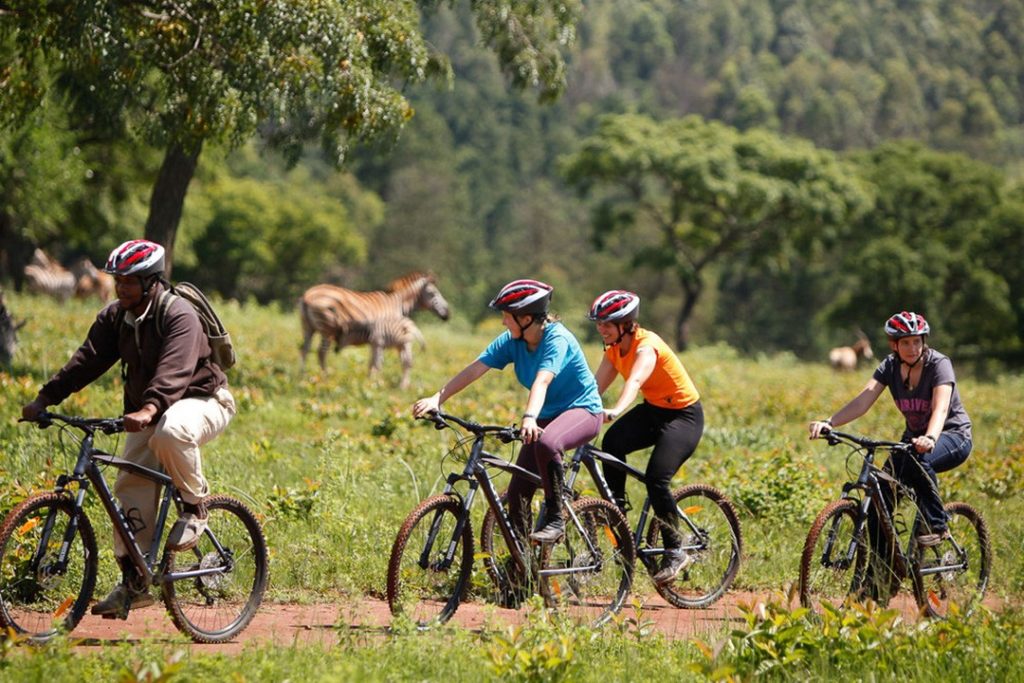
[155, 282, 236, 370]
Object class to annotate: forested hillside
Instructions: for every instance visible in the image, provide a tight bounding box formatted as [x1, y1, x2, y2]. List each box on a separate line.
[2, 1, 1022, 360]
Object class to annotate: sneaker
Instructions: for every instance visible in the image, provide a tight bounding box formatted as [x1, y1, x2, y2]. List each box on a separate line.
[917, 530, 951, 548]
[90, 584, 155, 617]
[652, 549, 694, 585]
[529, 518, 565, 544]
[167, 512, 209, 551]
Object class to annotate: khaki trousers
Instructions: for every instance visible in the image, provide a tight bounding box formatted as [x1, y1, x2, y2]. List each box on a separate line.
[112, 387, 235, 557]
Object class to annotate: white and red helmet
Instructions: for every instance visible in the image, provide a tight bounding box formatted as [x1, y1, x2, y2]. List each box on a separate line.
[588, 290, 640, 323]
[488, 279, 553, 316]
[104, 240, 165, 278]
[884, 311, 930, 339]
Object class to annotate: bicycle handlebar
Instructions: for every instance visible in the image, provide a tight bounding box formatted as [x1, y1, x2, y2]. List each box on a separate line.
[418, 410, 521, 444]
[819, 427, 914, 455]
[20, 410, 125, 436]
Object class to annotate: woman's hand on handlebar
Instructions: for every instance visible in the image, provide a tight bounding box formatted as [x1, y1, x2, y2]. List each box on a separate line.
[412, 394, 440, 418]
[520, 415, 543, 444]
[808, 420, 832, 440]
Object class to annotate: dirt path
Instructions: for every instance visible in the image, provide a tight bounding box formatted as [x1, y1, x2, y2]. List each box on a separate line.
[68, 591, 772, 654]
[67, 589, 1014, 655]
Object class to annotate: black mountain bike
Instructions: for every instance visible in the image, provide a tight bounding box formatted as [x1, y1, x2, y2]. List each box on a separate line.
[483, 442, 742, 609]
[799, 428, 990, 618]
[0, 412, 269, 643]
[387, 411, 635, 628]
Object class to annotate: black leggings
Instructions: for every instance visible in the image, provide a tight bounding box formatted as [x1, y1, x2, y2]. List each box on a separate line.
[601, 401, 704, 545]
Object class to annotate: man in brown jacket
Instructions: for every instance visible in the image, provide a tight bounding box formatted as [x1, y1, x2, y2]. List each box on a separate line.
[22, 240, 236, 616]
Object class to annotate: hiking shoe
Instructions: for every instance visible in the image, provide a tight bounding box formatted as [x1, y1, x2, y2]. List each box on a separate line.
[652, 549, 694, 585]
[917, 530, 951, 548]
[90, 584, 155, 617]
[167, 512, 209, 551]
[529, 518, 565, 544]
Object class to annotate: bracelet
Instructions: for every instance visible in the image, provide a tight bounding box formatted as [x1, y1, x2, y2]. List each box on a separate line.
[522, 412, 537, 420]
[924, 434, 937, 443]
[822, 418, 833, 426]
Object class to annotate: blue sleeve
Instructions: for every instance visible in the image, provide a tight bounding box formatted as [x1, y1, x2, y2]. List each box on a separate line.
[478, 332, 513, 369]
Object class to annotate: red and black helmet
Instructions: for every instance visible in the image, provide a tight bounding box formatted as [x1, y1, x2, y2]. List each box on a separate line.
[884, 311, 930, 339]
[588, 290, 640, 323]
[104, 240, 165, 278]
[488, 279, 553, 316]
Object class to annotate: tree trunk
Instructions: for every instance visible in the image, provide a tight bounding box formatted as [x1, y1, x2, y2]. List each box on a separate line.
[144, 141, 203, 278]
[674, 278, 702, 351]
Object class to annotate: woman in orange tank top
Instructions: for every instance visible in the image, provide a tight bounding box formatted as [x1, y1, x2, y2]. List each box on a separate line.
[589, 290, 705, 586]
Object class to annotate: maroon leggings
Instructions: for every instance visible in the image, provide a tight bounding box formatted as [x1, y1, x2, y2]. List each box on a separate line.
[506, 408, 603, 531]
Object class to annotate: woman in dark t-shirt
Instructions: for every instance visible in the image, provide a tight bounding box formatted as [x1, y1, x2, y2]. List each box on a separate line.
[808, 311, 972, 546]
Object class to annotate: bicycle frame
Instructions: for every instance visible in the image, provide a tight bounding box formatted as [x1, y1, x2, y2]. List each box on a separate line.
[419, 414, 540, 580]
[31, 413, 232, 590]
[565, 443, 707, 571]
[419, 413, 611, 584]
[819, 430, 952, 588]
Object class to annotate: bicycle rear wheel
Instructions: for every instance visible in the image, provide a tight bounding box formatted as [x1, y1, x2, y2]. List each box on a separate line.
[799, 499, 868, 612]
[913, 502, 991, 618]
[387, 494, 473, 628]
[162, 495, 268, 643]
[646, 484, 742, 608]
[539, 497, 634, 626]
[0, 493, 98, 643]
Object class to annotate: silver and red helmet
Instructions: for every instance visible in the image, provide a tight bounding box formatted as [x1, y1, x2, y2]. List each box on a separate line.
[488, 279, 553, 316]
[884, 311, 930, 338]
[104, 240, 165, 278]
[588, 290, 640, 323]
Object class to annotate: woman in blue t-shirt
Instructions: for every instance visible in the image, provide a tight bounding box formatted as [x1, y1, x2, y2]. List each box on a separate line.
[809, 311, 972, 547]
[413, 279, 604, 543]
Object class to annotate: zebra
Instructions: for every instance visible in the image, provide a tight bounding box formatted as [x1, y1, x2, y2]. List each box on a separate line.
[298, 271, 450, 374]
[23, 250, 113, 303]
[24, 249, 76, 302]
[333, 316, 426, 389]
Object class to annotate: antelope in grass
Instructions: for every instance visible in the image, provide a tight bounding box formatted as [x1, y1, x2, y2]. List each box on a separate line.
[298, 271, 450, 378]
[829, 331, 874, 371]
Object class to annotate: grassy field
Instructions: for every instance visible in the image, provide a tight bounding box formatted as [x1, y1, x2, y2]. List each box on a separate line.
[1, 291, 1022, 681]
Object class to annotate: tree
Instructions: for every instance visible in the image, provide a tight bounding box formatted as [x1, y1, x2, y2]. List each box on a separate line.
[0, 1, 581, 273]
[562, 113, 871, 349]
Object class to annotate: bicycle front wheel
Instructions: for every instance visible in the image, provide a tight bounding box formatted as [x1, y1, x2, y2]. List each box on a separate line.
[647, 484, 743, 608]
[387, 494, 473, 628]
[0, 493, 98, 643]
[162, 495, 269, 643]
[799, 499, 867, 612]
[539, 497, 635, 626]
[913, 502, 991, 618]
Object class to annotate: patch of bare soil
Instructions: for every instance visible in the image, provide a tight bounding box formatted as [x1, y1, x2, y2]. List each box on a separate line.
[66, 588, 1014, 655]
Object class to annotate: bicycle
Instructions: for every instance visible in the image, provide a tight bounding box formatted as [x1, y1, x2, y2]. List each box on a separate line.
[799, 428, 990, 618]
[0, 412, 269, 643]
[387, 411, 635, 628]
[481, 442, 741, 608]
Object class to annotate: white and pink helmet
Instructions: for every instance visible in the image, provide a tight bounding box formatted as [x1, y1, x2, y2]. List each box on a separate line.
[884, 311, 930, 339]
[104, 240, 165, 278]
[588, 290, 640, 323]
[488, 279, 553, 316]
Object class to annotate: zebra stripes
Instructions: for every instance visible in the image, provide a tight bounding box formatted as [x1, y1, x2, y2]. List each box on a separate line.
[335, 316, 426, 389]
[22, 249, 114, 303]
[299, 271, 450, 383]
[24, 250, 76, 302]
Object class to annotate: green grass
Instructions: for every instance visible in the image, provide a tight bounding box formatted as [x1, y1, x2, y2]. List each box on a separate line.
[1, 291, 1022, 680]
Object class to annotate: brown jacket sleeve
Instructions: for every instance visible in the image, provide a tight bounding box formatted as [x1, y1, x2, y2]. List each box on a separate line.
[38, 303, 122, 406]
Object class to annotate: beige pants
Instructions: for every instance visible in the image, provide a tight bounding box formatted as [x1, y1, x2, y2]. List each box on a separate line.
[113, 387, 235, 557]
